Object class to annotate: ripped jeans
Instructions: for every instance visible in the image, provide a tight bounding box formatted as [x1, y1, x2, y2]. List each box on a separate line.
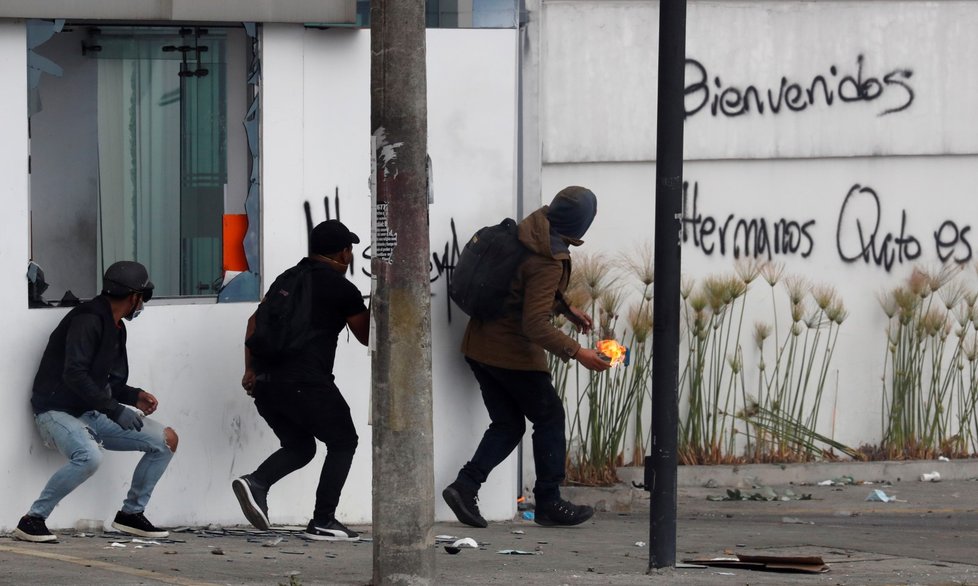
[28, 409, 174, 519]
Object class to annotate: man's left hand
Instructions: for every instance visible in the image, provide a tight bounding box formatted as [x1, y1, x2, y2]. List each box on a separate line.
[136, 391, 158, 416]
[568, 306, 593, 335]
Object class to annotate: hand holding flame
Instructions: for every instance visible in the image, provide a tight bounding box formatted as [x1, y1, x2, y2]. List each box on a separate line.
[595, 339, 628, 366]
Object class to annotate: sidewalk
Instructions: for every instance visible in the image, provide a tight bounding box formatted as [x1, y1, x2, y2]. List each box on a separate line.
[2, 471, 978, 585]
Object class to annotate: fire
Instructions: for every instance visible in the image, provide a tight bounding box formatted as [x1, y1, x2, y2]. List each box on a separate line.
[595, 339, 627, 366]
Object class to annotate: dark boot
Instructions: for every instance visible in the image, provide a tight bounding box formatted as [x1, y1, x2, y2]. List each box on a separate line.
[442, 483, 488, 528]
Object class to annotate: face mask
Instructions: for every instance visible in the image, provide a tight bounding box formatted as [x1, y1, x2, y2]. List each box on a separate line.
[124, 296, 144, 321]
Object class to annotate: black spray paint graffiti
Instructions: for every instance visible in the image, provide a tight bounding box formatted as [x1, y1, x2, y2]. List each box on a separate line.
[681, 181, 816, 259]
[685, 55, 914, 119]
[304, 193, 464, 322]
[835, 184, 972, 272]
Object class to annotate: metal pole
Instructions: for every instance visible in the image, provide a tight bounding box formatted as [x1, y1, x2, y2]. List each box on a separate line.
[647, 0, 687, 571]
[370, 1, 435, 584]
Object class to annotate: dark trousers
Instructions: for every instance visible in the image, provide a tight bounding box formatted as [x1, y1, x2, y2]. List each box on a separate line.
[252, 381, 358, 521]
[455, 357, 566, 504]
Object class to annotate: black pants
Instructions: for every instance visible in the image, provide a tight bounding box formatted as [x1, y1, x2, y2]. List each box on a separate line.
[252, 381, 358, 521]
[455, 357, 566, 504]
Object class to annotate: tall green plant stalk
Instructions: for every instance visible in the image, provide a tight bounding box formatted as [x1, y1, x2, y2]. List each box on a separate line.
[552, 251, 655, 485]
[880, 266, 978, 458]
[739, 273, 851, 462]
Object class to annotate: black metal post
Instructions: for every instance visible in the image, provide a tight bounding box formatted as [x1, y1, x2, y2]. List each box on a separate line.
[647, 0, 687, 571]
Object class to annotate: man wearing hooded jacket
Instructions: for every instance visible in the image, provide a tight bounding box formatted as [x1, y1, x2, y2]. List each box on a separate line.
[13, 261, 177, 543]
[443, 186, 611, 528]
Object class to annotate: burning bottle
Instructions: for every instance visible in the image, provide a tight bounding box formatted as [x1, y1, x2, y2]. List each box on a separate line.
[595, 339, 629, 366]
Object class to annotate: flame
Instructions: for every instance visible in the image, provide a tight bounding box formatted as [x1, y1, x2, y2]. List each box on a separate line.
[596, 339, 627, 366]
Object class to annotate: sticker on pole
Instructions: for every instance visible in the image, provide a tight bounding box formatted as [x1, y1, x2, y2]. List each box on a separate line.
[374, 202, 397, 264]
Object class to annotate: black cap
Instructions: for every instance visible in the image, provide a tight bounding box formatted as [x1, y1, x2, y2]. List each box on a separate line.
[310, 220, 360, 255]
[102, 261, 154, 302]
[548, 186, 597, 240]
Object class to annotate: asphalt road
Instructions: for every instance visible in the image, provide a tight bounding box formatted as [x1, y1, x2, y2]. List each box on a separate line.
[1, 478, 977, 585]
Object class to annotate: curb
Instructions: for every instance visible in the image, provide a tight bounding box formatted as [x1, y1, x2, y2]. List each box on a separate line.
[616, 458, 978, 488]
[556, 459, 978, 512]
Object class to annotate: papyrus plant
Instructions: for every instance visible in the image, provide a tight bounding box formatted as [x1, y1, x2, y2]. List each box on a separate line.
[550, 250, 654, 486]
[679, 260, 855, 463]
[879, 265, 978, 458]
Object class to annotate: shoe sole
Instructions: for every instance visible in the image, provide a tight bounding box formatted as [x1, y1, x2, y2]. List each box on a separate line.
[110, 522, 169, 539]
[302, 531, 359, 542]
[442, 487, 488, 528]
[232, 478, 270, 531]
[533, 509, 594, 527]
[12, 528, 57, 543]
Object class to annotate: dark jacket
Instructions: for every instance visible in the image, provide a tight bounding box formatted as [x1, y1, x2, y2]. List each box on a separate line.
[31, 295, 141, 417]
[461, 206, 582, 372]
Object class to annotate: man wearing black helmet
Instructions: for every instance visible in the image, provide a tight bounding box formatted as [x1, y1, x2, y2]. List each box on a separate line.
[234, 219, 369, 541]
[443, 186, 610, 529]
[13, 261, 178, 543]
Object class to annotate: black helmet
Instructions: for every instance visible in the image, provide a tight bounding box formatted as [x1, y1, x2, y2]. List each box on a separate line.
[102, 261, 155, 302]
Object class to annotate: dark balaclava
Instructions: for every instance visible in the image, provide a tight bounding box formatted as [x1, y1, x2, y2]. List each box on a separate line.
[547, 186, 597, 254]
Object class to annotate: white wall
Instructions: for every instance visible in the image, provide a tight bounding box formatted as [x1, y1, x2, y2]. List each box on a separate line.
[544, 156, 978, 449]
[1, 23, 519, 531]
[543, 1, 978, 162]
[538, 0, 978, 452]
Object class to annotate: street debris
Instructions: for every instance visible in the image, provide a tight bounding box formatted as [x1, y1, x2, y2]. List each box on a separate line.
[443, 537, 478, 554]
[511, 530, 525, 535]
[521, 511, 535, 520]
[781, 517, 814, 525]
[939, 456, 950, 462]
[865, 489, 904, 503]
[817, 475, 855, 486]
[211, 548, 225, 555]
[684, 553, 829, 573]
[634, 541, 647, 547]
[263, 537, 284, 547]
[497, 549, 536, 555]
[920, 471, 942, 482]
[707, 487, 811, 502]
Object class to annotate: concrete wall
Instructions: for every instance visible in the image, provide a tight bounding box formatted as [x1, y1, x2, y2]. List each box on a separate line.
[1, 23, 519, 531]
[538, 0, 978, 451]
[543, 0, 978, 162]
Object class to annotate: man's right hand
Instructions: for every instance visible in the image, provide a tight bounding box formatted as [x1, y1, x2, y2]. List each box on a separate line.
[241, 369, 256, 396]
[112, 407, 144, 432]
[575, 348, 612, 372]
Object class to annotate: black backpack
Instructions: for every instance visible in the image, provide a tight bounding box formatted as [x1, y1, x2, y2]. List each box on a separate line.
[246, 263, 322, 365]
[450, 218, 529, 321]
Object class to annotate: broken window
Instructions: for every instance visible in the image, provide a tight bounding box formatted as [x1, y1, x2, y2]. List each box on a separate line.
[27, 22, 259, 305]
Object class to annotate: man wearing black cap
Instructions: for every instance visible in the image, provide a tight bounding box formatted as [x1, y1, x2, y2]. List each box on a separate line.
[14, 261, 178, 543]
[443, 186, 611, 529]
[234, 219, 369, 541]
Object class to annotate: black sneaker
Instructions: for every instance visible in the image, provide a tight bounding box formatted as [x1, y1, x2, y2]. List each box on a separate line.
[111, 511, 169, 538]
[232, 475, 270, 530]
[442, 483, 488, 528]
[12, 515, 57, 543]
[303, 518, 359, 541]
[534, 499, 594, 527]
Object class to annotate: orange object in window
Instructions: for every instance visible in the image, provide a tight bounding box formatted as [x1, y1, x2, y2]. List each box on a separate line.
[223, 214, 249, 271]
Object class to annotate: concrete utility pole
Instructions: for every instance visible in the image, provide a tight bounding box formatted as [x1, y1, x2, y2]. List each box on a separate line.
[648, 0, 687, 571]
[370, 1, 434, 584]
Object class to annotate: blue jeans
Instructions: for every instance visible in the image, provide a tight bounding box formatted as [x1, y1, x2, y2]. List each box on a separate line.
[28, 410, 174, 519]
[456, 358, 567, 504]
